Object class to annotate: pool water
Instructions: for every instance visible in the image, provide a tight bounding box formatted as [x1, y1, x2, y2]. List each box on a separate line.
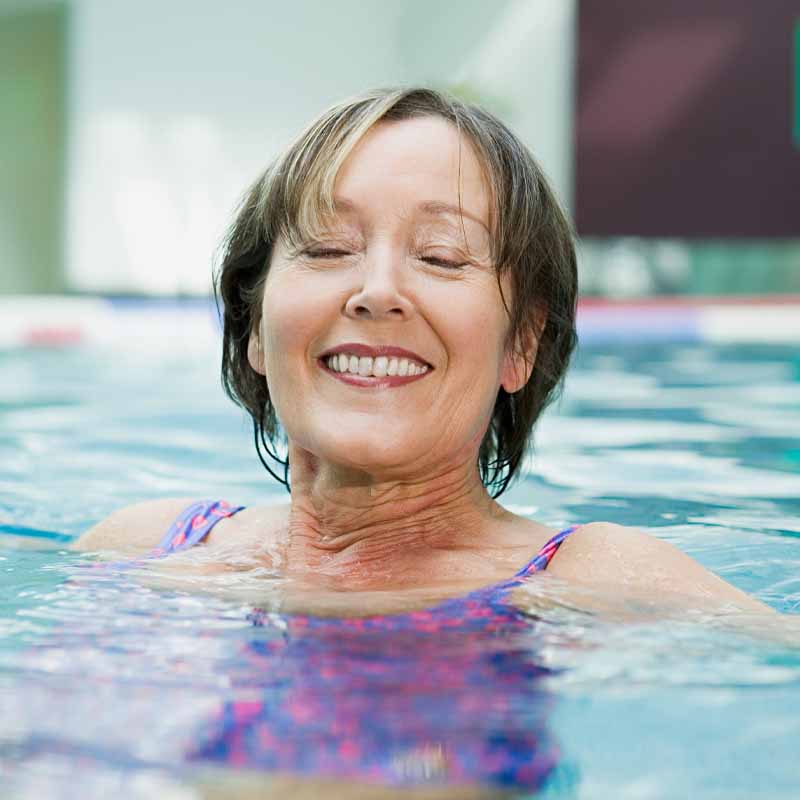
[1, 339, 799, 798]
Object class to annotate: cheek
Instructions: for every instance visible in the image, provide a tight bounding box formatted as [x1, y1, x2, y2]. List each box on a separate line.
[430, 286, 510, 443]
[261, 277, 324, 364]
[259, 275, 339, 430]
[447, 288, 509, 376]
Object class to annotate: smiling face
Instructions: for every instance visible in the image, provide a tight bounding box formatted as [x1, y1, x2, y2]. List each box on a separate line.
[248, 116, 533, 479]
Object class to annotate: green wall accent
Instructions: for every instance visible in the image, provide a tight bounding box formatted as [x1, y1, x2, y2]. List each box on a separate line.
[0, 5, 66, 293]
[579, 239, 800, 297]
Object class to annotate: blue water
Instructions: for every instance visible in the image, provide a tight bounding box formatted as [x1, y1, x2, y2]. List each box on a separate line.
[1, 340, 799, 798]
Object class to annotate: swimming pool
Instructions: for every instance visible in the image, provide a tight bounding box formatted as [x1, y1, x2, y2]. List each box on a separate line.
[1, 305, 799, 798]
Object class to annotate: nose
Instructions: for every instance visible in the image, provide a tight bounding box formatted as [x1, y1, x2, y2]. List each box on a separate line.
[343, 247, 414, 321]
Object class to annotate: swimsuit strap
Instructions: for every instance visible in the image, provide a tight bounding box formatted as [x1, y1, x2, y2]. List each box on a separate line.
[513, 525, 580, 577]
[452, 524, 581, 607]
[151, 504, 577, 605]
[151, 499, 244, 556]
[155, 504, 578, 570]
[153, 505, 578, 570]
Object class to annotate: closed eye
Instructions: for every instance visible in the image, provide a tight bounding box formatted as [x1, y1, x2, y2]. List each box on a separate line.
[304, 248, 354, 259]
[419, 256, 467, 269]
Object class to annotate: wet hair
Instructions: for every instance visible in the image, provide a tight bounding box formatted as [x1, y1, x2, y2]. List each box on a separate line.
[216, 87, 578, 498]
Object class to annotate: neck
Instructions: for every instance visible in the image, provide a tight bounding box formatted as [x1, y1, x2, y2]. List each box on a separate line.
[282, 443, 510, 587]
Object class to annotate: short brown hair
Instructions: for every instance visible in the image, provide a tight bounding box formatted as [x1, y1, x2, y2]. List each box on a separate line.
[216, 87, 578, 497]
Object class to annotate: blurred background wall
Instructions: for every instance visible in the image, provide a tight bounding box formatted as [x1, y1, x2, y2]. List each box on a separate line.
[0, 0, 65, 293]
[1, 0, 574, 295]
[576, 0, 800, 297]
[0, 0, 797, 297]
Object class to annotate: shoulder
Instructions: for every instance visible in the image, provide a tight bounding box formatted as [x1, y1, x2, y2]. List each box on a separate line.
[214, 502, 289, 552]
[547, 521, 684, 578]
[72, 497, 201, 554]
[546, 521, 774, 614]
[73, 498, 290, 557]
[72, 498, 245, 555]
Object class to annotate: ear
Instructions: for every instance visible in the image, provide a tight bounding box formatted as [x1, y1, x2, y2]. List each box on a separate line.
[247, 325, 267, 376]
[500, 308, 547, 394]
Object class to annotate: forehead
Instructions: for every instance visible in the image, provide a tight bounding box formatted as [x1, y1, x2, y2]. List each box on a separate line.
[332, 116, 491, 228]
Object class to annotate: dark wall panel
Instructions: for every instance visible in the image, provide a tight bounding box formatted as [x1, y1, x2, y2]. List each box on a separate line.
[576, 1, 800, 238]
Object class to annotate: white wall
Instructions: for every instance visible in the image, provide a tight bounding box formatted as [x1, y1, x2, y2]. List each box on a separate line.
[455, 0, 576, 212]
[65, 0, 576, 294]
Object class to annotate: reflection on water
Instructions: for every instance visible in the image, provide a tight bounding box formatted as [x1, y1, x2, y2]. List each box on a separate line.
[0, 341, 799, 798]
[1, 559, 578, 799]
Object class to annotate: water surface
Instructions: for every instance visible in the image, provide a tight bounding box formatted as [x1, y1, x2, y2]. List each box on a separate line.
[1, 340, 799, 798]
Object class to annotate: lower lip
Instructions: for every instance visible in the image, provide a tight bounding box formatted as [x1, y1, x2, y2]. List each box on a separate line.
[318, 359, 432, 388]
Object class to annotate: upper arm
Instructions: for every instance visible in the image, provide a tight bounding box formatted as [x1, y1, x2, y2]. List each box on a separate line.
[71, 497, 198, 555]
[545, 522, 776, 615]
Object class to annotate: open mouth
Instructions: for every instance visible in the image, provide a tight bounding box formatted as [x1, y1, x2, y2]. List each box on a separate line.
[323, 353, 429, 378]
[317, 347, 433, 387]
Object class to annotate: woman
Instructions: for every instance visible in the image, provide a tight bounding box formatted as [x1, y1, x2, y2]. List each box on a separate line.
[71, 87, 778, 797]
[76, 87, 770, 618]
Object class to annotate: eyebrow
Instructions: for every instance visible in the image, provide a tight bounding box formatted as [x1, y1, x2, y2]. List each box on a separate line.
[418, 201, 490, 234]
[332, 197, 489, 234]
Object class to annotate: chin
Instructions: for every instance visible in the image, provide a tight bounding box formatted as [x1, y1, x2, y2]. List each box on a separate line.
[314, 432, 421, 476]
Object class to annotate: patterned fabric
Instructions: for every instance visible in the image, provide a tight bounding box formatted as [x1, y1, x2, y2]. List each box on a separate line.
[156, 498, 575, 578]
[154, 500, 580, 791]
[151, 499, 244, 555]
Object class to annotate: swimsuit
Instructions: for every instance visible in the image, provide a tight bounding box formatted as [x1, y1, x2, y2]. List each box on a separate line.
[153, 500, 579, 791]
[154, 499, 577, 634]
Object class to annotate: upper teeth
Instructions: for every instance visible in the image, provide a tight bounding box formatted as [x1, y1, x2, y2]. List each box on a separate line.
[325, 354, 429, 377]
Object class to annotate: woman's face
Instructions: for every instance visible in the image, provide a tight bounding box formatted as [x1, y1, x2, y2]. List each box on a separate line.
[249, 116, 532, 478]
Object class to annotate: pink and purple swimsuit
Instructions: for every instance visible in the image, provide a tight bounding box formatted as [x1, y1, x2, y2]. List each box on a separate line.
[153, 500, 579, 791]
